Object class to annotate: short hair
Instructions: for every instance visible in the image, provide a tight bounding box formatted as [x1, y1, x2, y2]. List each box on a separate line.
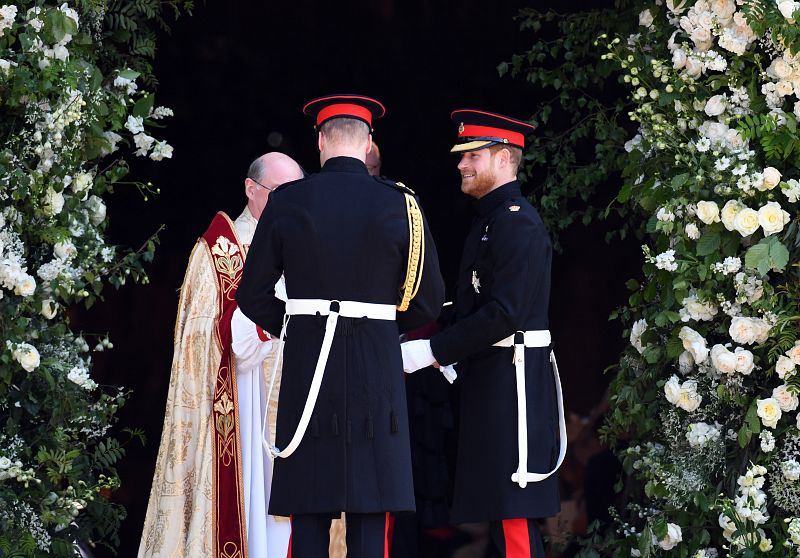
[489, 144, 523, 173]
[319, 118, 370, 146]
[247, 156, 266, 182]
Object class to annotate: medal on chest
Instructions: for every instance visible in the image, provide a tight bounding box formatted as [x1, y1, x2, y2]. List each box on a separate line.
[481, 224, 489, 242]
[471, 270, 481, 293]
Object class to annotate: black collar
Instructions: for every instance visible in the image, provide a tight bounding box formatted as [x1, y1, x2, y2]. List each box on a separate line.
[321, 156, 369, 174]
[475, 181, 521, 216]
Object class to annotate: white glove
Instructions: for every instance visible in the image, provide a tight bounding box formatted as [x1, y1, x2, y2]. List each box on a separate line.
[400, 339, 436, 373]
[439, 364, 457, 384]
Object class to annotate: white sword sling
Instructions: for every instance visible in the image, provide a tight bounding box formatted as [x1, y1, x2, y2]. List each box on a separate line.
[262, 299, 396, 459]
[493, 330, 566, 488]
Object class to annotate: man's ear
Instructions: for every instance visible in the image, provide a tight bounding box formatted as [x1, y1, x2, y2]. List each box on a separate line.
[366, 134, 373, 154]
[317, 131, 324, 152]
[244, 178, 256, 201]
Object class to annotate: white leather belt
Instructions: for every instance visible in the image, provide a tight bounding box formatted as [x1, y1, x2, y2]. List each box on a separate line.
[493, 330, 566, 488]
[263, 298, 396, 459]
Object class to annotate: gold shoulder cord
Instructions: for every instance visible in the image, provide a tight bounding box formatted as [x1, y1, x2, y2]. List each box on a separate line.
[397, 191, 425, 311]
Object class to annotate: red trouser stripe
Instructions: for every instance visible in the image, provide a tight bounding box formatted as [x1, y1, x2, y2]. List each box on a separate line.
[384, 512, 391, 558]
[502, 518, 531, 558]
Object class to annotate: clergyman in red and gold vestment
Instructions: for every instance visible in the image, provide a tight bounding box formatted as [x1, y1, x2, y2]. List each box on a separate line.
[138, 152, 303, 558]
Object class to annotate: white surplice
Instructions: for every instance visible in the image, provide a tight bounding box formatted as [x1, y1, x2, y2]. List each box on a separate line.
[231, 306, 290, 558]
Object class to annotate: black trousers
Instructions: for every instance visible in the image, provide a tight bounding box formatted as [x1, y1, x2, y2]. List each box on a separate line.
[489, 518, 544, 558]
[290, 512, 390, 558]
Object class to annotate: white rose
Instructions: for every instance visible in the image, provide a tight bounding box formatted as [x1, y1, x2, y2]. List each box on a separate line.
[11, 342, 40, 372]
[734, 347, 755, 375]
[778, 0, 800, 22]
[72, 172, 92, 196]
[721, 199, 742, 231]
[630, 318, 648, 354]
[43, 188, 65, 216]
[677, 380, 703, 412]
[639, 8, 654, 27]
[665, 375, 682, 404]
[768, 57, 794, 80]
[686, 223, 701, 240]
[777, 80, 794, 96]
[786, 341, 800, 365]
[724, 129, 746, 150]
[685, 56, 704, 78]
[0, 457, 10, 469]
[691, 27, 713, 51]
[701, 120, 728, 143]
[86, 196, 106, 226]
[757, 398, 782, 428]
[679, 326, 709, 364]
[696, 201, 720, 224]
[705, 95, 727, 116]
[41, 298, 57, 319]
[658, 523, 683, 550]
[54, 240, 76, 261]
[14, 274, 35, 297]
[711, 344, 737, 374]
[758, 201, 790, 236]
[678, 350, 695, 373]
[733, 207, 760, 237]
[762, 167, 782, 190]
[776, 355, 797, 379]
[773, 385, 799, 412]
[730, 316, 758, 345]
[711, 0, 736, 22]
[673, 48, 687, 70]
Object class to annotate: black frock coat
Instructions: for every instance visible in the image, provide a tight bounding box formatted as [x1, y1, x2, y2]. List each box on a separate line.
[429, 181, 560, 523]
[236, 156, 445, 516]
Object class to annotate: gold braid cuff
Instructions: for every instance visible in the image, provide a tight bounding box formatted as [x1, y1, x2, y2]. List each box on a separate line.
[397, 190, 425, 312]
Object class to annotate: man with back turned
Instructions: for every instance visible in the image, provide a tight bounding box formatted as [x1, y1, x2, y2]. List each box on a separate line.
[236, 94, 445, 558]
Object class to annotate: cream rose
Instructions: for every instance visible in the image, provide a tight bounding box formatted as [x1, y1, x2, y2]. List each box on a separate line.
[711, 344, 737, 374]
[639, 8, 654, 27]
[704, 95, 727, 117]
[54, 240, 76, 261]
[758, 201, 791, 236]
[768, 57, 794, 80]
[14, 274, 35, 297]
[776, 355, 797, 379]
[762, 167, 782, 189]
[679, 326, 709, 363]
[730, 316, 761, 345]
[11, 342, 40, 372]
[778, 0, 800, 23]
[685, 56, 703, 78]
[777, 80, 794, 96]
[43, 188, 65, 216]
[696, 200, 721, 224]
[772, 385, 799, 412]
[733, 207, 759, 237]
[787, 341, 800, 365]
[41, 298, 57, 319]
[721, 199, 742, 231]
[710, 0, 736, 22]
[658, 523, 683, 550]
[734, 347, 755, 375]
[676, 381, 703, 412]
[664, 375, 682, 404]
[673, 48, 687, 70]
[757, 397, 783, 428]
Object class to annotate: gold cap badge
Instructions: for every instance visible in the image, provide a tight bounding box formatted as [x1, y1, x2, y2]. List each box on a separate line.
[509, 205, 520, 212]
[458, 122, 465, 134]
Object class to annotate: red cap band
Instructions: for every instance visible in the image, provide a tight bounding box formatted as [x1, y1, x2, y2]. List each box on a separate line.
[316, 103, 373, 127]
[460, 125, 525, 147]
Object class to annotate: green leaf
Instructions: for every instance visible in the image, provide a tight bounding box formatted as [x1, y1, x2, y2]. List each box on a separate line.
[671, 173, 689, 189]
[132, 94, 155, 118]
[118, 69, 141, 80]
[696, 231, 720, 257]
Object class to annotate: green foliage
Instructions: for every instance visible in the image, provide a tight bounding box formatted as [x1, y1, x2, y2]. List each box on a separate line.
[501, 1, 638, 249]
[0, 0, 188, 554]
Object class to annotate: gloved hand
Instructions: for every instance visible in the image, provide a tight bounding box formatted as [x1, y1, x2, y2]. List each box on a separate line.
[439, 364, 457, 384]
[400, 339, 436, 373]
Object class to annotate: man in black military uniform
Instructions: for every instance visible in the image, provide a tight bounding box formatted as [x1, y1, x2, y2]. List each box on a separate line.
[236, 94, 445, 558]
[401, 109, 565, 557]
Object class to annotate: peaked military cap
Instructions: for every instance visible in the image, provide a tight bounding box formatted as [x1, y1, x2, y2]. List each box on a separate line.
[303, 94, 386, 130]
[450, 109, 535, 153]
